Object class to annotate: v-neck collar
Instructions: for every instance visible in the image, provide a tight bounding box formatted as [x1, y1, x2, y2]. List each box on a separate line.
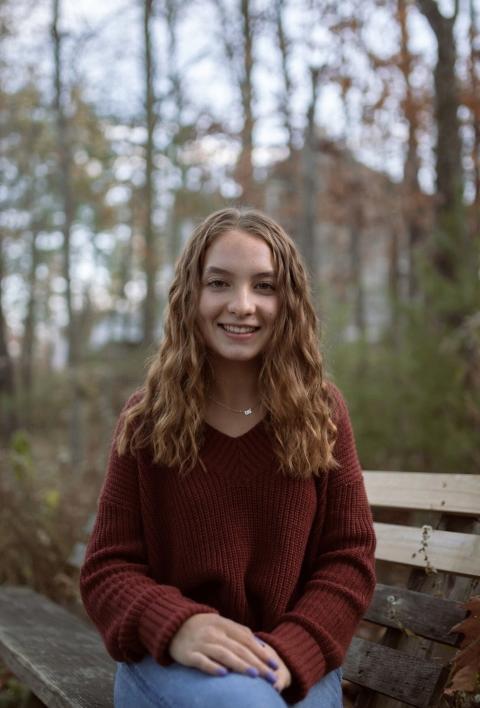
[204, 418, 266, 441]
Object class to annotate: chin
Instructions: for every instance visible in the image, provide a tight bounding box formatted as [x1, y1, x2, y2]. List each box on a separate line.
[214, 347, 262, 362]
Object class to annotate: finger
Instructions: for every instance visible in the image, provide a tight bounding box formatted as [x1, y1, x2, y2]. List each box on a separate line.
[275, 671, 292, 693]
[224, 625, 277, 669]
[186, 650, 230, 677]
[220, 621, 280, 674]
[272, 672, 288, 693]
[251, 636, 281, 670]
[205, 641, 278, 684]
[228, 637, 281, 678]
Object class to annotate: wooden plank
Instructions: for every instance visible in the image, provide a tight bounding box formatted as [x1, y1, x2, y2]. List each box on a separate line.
[363, 514, 480, 708]
[0, 586, 114, 708]
[364, 472, 480, 515]
[364, 583, 466, 645]
[374, 522, 480, 576]
[343, 636, 444, 707]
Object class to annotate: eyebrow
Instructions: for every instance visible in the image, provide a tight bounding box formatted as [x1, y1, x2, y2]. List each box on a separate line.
[204, 267, 276, 278]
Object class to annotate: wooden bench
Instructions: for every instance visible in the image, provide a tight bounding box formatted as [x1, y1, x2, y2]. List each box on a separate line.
[0, 471, 479, 708]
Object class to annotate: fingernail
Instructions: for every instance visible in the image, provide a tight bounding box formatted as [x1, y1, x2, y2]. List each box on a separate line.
[267, 658, 279, 670]
[245, 667, 260, 678]
[216, 667, 228, 677]
[254, 636, 265, 646]
[265, 670, 277, 684]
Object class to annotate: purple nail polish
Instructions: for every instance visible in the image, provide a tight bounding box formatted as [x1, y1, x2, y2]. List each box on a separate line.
[216, 667, 228, 677]
[245, 667, 260, 678]
[265, 670, 277, 684]
[267, 658, 279, 670]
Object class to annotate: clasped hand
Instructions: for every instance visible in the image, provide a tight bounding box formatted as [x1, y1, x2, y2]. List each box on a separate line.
[169, 613, 292, 693]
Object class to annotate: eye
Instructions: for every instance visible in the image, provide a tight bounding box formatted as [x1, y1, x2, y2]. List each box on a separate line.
[207, 279, 228, 288]
[255, 282, 275, 291]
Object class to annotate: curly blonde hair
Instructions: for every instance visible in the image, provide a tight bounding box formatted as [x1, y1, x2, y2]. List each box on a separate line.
[117, 207, 337, 478]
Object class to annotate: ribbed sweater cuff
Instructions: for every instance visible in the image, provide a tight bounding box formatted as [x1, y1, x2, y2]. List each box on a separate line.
[256, 621, 326, 704]
[138, 590, 219, 665]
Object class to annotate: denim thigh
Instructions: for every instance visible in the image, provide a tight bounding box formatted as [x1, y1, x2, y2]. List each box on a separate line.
[114, 655, 343, 708]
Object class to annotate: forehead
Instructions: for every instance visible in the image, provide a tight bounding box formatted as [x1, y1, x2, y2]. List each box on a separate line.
[203, 229, 274, 270]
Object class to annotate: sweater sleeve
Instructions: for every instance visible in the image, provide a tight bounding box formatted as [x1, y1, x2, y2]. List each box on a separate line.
[255, 384, 376, 703]
[79, 393, 218, 665]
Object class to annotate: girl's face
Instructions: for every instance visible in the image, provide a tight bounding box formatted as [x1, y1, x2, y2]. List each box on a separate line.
[197, 229, 279, 364]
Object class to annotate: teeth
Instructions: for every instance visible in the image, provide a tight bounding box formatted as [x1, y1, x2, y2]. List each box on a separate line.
[221, 324, 257, 334]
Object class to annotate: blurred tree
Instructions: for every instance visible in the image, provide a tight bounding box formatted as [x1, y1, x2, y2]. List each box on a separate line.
[396, 0, 427, 301]
[161, 0, 226, 266]
[51, 0, 76, 365]
[212, 0, 257, 205]
[51, 0, 86, 468]
[0, 234, 17, 440]
[415, 0, 479, 438]
[300, 64, 321, 276]
[467, 0, 479, 236]
[273, 0, 295, 157]
[142, 0, 159, 347]
[0, 1, 18, 439]
[415, 0, 476, 299]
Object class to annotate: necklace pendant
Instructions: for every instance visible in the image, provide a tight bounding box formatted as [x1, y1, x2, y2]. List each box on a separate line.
[244, 408, 253, 416]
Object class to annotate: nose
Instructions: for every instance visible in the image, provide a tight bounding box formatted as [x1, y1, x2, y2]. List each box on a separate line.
[227, 285, 255, 317]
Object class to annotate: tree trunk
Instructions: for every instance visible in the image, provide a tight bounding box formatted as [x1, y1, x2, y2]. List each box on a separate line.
[388, 225, 401, 343]
[416, 0, 480, 462]
[51, 0, 76, 366]
[397, 0, 423, 301]
[52, 0, 84, 469]
[21, 230, 39, 401]
[468, 0, 479, 234]
[416, 0, 467, 282]
[0, 234, 17, 440]
[271, 0, 299, 238]
[165, 0, 187, 269]
[212, 0, 257, 204]
[142, 0, 158, 347]
[300, 66, 319, 278]
[274, 0, 294, 156]
[118, 190, 136, 340]
[350, 218, 366, 340]
[237, 0, 255, 205]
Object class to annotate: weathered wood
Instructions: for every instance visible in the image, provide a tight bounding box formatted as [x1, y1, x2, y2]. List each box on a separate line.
[364, 583, 466, 645]
[374, 521, 480, 576]
[343, 636, 444, 707]
[364, 472, 480, 515]
[0, 586, 114, 708]
[360, 508, 480, 708]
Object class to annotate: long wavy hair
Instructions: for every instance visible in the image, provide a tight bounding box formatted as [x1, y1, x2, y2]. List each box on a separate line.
[117, 207, 337, 478]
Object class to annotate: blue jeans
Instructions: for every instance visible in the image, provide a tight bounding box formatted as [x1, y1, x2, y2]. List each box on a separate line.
[114, 655, 343, 707]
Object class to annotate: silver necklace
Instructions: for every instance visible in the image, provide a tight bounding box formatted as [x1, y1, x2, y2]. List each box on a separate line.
[208, 396, 259, 417]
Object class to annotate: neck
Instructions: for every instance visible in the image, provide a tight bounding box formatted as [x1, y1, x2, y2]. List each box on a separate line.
[207, 356, 261, 408]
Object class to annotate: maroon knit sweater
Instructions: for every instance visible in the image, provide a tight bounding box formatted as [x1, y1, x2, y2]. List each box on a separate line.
[80, 384, 376, 703]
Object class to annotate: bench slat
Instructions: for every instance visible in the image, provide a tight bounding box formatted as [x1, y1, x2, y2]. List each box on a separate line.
[0, 587, 113, 708]
[343, 636, 445, 707]
[374, 521, 480, 576]
[364, 472, 480, 515]
[364, 583, 466, 645]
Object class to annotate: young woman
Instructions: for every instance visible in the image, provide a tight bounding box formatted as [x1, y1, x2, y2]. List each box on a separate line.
[80, 208, 376, 708]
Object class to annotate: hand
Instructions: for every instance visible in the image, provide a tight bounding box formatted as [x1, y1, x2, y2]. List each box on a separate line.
[169, 613, 285, 688]
[255, 637, 292, 693]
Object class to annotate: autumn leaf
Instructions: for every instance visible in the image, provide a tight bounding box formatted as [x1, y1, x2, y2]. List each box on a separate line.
[444, 596, 480, 695]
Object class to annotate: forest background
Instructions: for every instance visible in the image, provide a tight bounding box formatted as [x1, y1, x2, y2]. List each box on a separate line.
[0, 0, 479, 700]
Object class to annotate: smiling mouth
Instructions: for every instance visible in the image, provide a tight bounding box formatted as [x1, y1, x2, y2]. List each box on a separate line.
[218, 324, 260, 334]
